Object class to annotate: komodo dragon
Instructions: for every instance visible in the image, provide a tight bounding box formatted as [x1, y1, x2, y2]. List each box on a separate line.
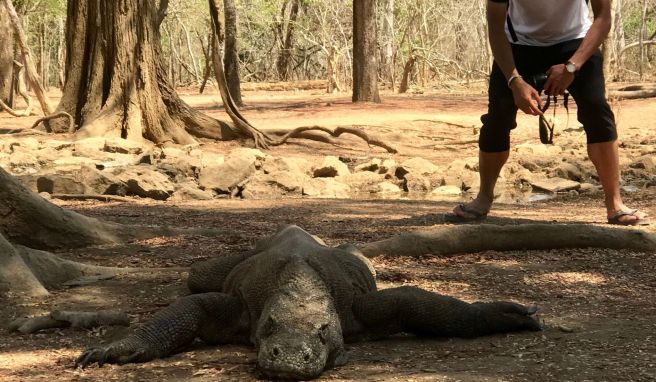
[76, 225, 541, 380]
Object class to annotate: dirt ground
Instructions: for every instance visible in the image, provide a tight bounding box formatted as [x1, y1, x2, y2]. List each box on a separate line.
[1, 86, 655, 382]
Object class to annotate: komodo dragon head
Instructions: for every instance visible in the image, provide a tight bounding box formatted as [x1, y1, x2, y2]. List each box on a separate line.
[253, 263, 346, 380]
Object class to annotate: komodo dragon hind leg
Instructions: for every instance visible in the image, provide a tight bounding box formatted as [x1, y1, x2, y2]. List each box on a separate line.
[352, 286, 541, 339]
[76, 292, 243, 368]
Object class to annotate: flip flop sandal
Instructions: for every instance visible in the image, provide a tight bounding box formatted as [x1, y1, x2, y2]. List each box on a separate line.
[607, 209, 651, 226]
[448, 203, 488, 222]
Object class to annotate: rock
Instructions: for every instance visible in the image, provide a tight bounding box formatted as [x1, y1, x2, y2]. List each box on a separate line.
[169, 183, 214, 201]
[303, 178, 351, 198]
[226, 148, 266, 162]
[443, 169, 478, 191]
[200, 152, 225, 168]
[262, 156, 312, 175]
[446, 157, 478, 172]
[579, 182, 600, 194]
[336, 172, 385, 193]
[103, 138, 145, 154]
[241, 171, 308, 199]
[42, 140, 74, 150]
[552, 162, 584, 182]
[199, 156, 257, 193]
[404, 173, 432, 193]
[515, 143, 563, 156]
[111, 166, 175, 200]
[313, 156, 350, 177]
[161, 147, 185, 159]
[431, 185, 462, 197]
[372, 181, 402, 195]
[73, 137, 106, 152]
[8, 152, 40, 174]
[396, 157, 440, 178]
[354, 159, 382, 172]
[530, 177, 580, 193]
[156, 160, 198, 182]
[17, 166, 125, 195]
[629, 155, 656, 172]
[53, 156, 98, 167]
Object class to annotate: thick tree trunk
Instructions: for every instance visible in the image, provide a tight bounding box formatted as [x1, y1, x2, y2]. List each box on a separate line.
[353, 0, 381, 103]
[0, 1, 14, 107]
[52, 0, 237, 144]
[224, 0, 243, 105]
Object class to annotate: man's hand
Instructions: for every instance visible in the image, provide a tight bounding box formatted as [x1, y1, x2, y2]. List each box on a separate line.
[543, 64, 575, 96]
[511, 79, 543, 116]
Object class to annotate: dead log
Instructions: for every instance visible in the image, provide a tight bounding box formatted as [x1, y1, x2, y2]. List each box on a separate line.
[358, 223, 656, 258]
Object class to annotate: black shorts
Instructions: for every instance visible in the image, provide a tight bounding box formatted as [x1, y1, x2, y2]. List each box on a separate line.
[479, 39, 617, 152]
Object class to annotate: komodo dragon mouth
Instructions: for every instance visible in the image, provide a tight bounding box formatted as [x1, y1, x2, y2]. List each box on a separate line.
[75, 225, 541, 380]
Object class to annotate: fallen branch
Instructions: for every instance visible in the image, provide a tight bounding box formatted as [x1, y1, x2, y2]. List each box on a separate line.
[608, 84, 656, 100]
[9, 310, 130, 334]
[30, 111, 75, 132]
[357, 223, 656, 258]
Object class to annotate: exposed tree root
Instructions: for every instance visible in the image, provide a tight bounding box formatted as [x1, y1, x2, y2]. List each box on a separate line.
[608, 84, 656, 100]
[357, 223, 656, 258]
[9, 310, 129, 333]
[0, 97, 32, 117]
[31, 111, 75, 132]
[267, 125, 397, 153]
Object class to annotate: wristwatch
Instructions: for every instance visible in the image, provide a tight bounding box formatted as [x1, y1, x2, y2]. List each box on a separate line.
[565, 60, 577, 74]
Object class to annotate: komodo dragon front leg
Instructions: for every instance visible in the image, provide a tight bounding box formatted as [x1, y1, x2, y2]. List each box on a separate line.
[352, 286, 541, 339]
[76, 293, 244, 367]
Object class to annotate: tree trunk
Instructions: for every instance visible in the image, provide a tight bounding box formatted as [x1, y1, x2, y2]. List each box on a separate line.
[224, 0, 243, 105]
[3, 0, 54, 116]
[0, 1, 14, 107]
[275, 0, 300, 81]
[352, 0, 381, 103]
[52, 0, 237, 144]
[378, 0, 395, 88]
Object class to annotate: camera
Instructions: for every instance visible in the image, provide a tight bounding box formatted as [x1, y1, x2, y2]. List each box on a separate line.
[525, 73, 548, 93]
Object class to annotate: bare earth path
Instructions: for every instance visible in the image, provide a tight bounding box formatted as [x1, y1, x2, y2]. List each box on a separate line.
[1, 88, 655, 381]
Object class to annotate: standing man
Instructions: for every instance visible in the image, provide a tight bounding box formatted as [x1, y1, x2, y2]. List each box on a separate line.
[453, 0, 649, 226]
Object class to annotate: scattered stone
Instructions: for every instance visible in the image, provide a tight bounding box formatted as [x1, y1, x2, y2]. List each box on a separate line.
[200, 152, 225, 168]
[579, 182, 600, 194]
[111, 166, 175, 200]
[530, 177, 580, 193]
[373, 181, 402, 195]
[17, 166, 125, 195]
[303, 178, 350, 198]
[313, 156, 350, 177]
[404, 173, 432, 193]
[262, 156, 311, 175]
[431, 185, 462, 197]
[199, 156, 257, 193]
[354, 159, 382, 172]
[553, 162, 584, 182]
[73, 137, 106, 152]
[629, 155, 655, 172]
[169, 183, 214, 201]
[103, 137, 145, 154]
[396, 157, 440, 178]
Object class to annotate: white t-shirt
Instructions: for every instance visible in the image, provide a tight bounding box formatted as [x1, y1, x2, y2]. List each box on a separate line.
[502, 0, 592, 46]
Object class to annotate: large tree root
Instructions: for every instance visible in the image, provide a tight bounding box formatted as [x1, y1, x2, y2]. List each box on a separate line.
[357, 223, 656, 258]
[31, 111, 75, 132]
[207, 2, 396, 153]
[9, 310, 130, 333]
[608, 84, 656, 100]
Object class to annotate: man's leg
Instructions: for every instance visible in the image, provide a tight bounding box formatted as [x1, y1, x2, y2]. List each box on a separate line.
[454, 150, 508, 218]
[588, 140, 648, 223]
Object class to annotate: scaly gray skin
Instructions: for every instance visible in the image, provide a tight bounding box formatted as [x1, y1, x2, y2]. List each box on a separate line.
[76, 225, 541, 380]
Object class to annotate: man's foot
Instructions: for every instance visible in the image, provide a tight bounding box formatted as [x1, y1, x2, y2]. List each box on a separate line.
[450, 201, 491, 221]
[607, 209, 650, 226]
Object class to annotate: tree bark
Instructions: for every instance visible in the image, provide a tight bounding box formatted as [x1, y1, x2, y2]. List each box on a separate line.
[352, 0, 381, 103]
[358, 224, 656, 258]
[52, 0, 237, 144]
[224, 0, 243, 105]
[378, 0, 395, 87]
[0, 1, 14, 107]
[3, 0, 54, 116]
[275, 0, 300, 81]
